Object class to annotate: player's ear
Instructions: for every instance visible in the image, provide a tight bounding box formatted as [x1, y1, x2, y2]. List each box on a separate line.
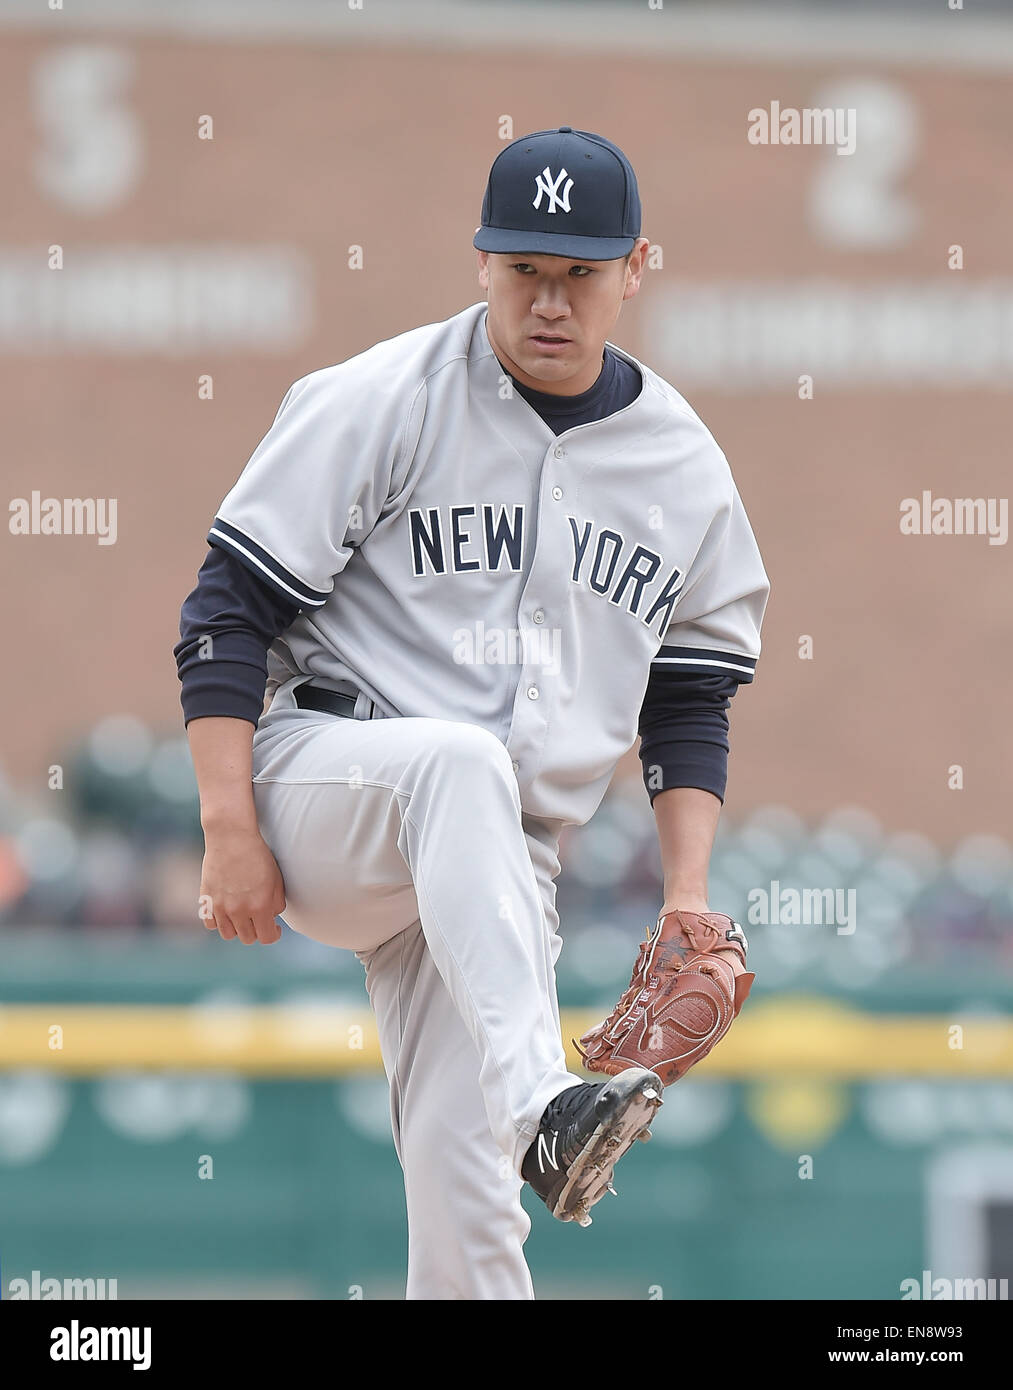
[621, 238, 649, 301]
[476, 249, 490, 290]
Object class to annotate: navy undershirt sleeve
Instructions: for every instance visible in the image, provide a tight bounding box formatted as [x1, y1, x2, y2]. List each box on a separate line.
[637, 668, 741, 805]
[174, 543, 300, 727]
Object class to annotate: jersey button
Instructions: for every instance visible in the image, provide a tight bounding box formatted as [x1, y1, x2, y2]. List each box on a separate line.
[532, 609, 545, 625]
[551, 486, 563, 501]
[527, 685, 539, 700]
[511, 761, 520, 773]
[553, 446, 565, 459]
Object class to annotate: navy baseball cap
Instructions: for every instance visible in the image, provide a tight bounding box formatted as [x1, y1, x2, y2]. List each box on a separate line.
[474, 127, 641, 260]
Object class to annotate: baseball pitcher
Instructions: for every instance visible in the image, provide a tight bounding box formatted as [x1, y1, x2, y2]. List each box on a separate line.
[174, 127, 769, 1300]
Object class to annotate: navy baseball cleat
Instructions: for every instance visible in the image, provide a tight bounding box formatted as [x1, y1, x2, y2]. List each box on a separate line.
[522, 1068, 664, 1227]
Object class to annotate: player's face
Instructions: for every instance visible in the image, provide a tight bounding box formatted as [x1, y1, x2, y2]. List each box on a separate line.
[477, 242, 648, 396]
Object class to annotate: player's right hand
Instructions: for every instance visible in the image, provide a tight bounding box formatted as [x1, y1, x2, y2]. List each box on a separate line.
[198, 828, 287, 945]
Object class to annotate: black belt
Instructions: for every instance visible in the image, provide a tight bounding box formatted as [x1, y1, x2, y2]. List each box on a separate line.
[294, 684, 358, 718]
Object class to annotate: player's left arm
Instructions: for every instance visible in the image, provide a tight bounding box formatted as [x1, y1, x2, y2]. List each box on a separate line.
[652, 784, 721, 917]
[575, 483, 767, 1082]
[642, 475, 769, 968]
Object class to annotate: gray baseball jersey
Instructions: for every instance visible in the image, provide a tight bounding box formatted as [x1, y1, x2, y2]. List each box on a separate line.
[209, 299, 769, 827]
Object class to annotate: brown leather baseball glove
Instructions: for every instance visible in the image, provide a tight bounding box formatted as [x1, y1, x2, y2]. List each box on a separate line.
[574, 909, 754, 1086]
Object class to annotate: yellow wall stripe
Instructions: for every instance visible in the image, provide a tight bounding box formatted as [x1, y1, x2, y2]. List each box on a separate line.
[1, 999, 1009, 1076]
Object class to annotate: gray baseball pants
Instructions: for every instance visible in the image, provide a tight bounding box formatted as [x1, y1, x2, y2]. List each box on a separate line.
[250, 676, 582, 1300]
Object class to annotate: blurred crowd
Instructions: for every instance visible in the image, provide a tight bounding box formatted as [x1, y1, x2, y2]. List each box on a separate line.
[0, 717, 202, 934]
[1, 716, 1011, 987]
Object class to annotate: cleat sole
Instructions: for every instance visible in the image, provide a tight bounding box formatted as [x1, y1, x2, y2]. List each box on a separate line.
[551, 1069, 664, 1224]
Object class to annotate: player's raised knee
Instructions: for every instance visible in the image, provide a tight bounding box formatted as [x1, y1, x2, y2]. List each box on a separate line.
[418, 720, 517, 782]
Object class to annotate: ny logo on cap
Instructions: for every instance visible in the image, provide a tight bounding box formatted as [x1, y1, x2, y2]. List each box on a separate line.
[532, 166, 574, 214]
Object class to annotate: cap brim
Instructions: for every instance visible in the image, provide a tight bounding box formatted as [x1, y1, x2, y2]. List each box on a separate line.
[473, 226, 634, 260]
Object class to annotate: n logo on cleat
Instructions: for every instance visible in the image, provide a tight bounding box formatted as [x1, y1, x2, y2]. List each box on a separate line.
[536, 1130, 559, 1173]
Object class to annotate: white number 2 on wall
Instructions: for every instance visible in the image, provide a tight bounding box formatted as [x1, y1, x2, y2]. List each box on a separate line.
[808, 77, 919, 250]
